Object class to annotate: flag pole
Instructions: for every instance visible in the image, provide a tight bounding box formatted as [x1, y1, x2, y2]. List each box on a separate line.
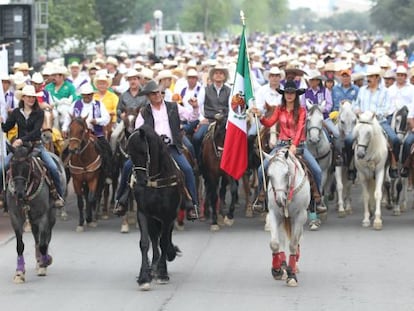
[240, 11, 267, 194]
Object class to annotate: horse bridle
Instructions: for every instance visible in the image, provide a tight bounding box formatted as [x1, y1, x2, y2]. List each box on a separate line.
[68, 119, 90, 154]
[132, 133, 178, 189]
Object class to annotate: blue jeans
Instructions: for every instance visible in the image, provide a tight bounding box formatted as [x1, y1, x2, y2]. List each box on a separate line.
[169, 146, 198, 205]
[182, 135, 196, 159]
[323, 118, 339, 138]
[192, 123, 209, 162]
[182, 120, 199, 135]
[258, 143, 321, 194]
[116, 159, 132, 201]
[0, 145, 63, 197]
[402, 131, 414, 165]
[380, 120, 401, 160]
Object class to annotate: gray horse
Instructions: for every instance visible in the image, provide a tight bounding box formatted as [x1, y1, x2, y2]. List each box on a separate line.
[6, 144, 65, 283]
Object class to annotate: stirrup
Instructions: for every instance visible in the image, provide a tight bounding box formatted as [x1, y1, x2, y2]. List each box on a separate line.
[54, 194, 65, 208]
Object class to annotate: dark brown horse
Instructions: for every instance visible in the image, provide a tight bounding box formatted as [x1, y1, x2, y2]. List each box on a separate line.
[200, 114, 238, 231]
[67, 116, 107, 231]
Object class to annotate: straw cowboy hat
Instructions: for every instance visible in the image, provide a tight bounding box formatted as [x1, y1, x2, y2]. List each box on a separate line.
[12, 71, 29, 90]
[105, 56, 118, 67]
[284, 63, 306, 76]
[93, 72, 112, 87]
[51, 65, 69, 76]
[68, 61, 81, 69]
[186, 68, 199, 78]
[16, 62, 33, 71]
[0, 73, 11, 81]
[208, 64, 229, 81]
[156, 70, 177, 82]
[15, 85, 42, 101]
[277, 80, 306, 96]
[138, 80, 160, 96]
[125, 69, 141, 79]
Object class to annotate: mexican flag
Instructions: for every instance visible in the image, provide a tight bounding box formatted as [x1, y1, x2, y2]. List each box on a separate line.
[220, 25, 253, 180]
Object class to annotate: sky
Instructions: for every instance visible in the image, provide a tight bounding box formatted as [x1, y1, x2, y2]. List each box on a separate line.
[289, 0, 372, 14]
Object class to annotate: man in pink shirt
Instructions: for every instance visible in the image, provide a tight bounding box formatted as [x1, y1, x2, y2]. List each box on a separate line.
[114, 80, 199, 220]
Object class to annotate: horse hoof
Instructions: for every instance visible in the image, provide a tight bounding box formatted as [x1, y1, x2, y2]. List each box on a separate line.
[338, 210, 346, 218]
[345, 208, 353, 215]
[271, 268, 286, 281]
[319, 212, 328, 222]
[120, 224, 129, 233]
[373, 219, 383, 230]
[393, 210, 401, 216]
[156, 276, 170, 285]
[37, 267, 47, 276]
[286, 277, 298, 287]
[23, 222, 32, 233]
[245, 208, 253, 218]
[87, 221, 98, 228]
[309, 220, 321, 231]
[76, 226, 84, 232]
[101, 214, 109, 220]
[210, 224, 220, 232]
[13, 271, 25, 284]
[60, 211, 68, 221]
[362, 220, 370, 228]
[175, 221, 185, 231]
[139, 283, 151, 291]
[224, 216, 234, 226]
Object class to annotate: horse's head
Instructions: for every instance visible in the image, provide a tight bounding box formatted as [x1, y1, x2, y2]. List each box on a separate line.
[392, 105, 409, 141]
[213, 112, 228, 148]
[306, 105, 324, 144]
[123, 107, 140, 135]
[266, 148, 292, 208]
[128, 124, 170, 186]
[8, 143, 34, 201]
[338, 100, 357, 137]
[68, 115, 89, 154]
[41, 108, 54, 146]
[353, 111, 377, 159]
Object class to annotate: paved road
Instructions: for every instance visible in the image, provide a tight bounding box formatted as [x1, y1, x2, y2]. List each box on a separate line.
[1, 185, 414, 311]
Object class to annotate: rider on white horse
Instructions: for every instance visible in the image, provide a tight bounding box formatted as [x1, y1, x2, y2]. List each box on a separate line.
[351, 65, 399, 179]
[251, 80, 323, 215]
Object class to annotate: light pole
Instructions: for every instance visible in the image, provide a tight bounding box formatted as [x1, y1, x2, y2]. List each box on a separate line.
[153, 10, 163, 57]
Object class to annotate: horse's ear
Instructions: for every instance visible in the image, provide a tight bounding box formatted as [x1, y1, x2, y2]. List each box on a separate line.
[262, 151, 272, 162]
[284, 150, 289, 159]
[319, 100, 326, 111]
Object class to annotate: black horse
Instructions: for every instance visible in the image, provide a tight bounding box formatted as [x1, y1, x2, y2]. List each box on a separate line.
[6, 144, 57, 283]
[127, 124, 182, 290]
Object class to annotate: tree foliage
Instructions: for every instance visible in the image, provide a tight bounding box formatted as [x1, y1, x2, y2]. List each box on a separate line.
[370, 0, 414, 36]
[242, 0, 288, 33]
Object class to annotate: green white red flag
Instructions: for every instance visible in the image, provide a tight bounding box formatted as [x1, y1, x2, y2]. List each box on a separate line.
[220, 25, 253, 180]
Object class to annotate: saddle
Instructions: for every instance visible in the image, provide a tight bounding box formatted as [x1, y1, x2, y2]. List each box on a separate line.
[295, 154, 321, 205]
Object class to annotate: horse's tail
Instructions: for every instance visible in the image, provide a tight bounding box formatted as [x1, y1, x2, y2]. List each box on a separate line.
[283, 216, 292, 239]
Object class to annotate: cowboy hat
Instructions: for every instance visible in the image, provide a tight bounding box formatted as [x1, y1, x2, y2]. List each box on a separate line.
[105, 56, 118, 67]
[125, 69, 141, 79]
[396, 65, 408, 75]
[306, 69, 324, 81]
[0, 73, 11, 81]
[15, 85, 42, 101]
[68, 61, 80, 68]
[156, 69, 177, 82]
[140, 67, 154, 80]
[17, 62, 33, 71]
[277, 80, 305, 96]
[365, 65, 381, 76]
[284, 63, 306, 76]
[93, 72, 112, 87]
[138, 80, 160, 96]
[186, 68, 199, 78]
[51, 65, 69, 76]
[31, 72, 44, 84]
[80, 84, 95, 95]
[208, 64, 229, 82]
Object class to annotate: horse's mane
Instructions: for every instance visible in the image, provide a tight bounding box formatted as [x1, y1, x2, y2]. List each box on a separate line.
[353, 111, 386, 148]
[307, 104, 323, 116]
[128, 124, 177, 175]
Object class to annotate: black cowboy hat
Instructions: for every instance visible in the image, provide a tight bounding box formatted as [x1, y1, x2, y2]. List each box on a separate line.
[138, 80, 160, 96]
[277, 80, 306, 96]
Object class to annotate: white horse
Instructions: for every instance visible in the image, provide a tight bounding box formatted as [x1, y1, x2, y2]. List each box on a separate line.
[336, 100, 357, 217]
[265, 148, 310, 287]
[353, 111, 388, 229]
[306, 102, 332, 216]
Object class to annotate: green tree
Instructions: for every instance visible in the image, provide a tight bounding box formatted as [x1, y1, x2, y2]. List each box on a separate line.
[180, 0, 232, 37]
[95, 0, 137, 42]
[370, 0, 414, 36]
[241, 0, 288, 33]
[47, 0, 101, 52]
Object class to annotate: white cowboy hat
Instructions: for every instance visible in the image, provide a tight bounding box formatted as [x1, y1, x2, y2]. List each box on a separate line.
[306, 69, 324, 81]
[17, 62, 33, 71]
[68, 61, 80, 68]
[186, 68, 199, 78]
[395, 65, 408, 75]
[0, 73, 11, 81]
[365, 65, 382, 76]
[31, 72, 44, 84]
[80, 84, 95, 95]
[139, 67, 154, 80]
[125, 69, 141, 79]
[208, 64, 229, 82]
[51, 65, 69, 76]
[105, 56, 118, 67]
